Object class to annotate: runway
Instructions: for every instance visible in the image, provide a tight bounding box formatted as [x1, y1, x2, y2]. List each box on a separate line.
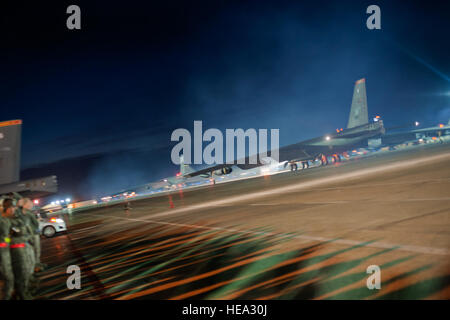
[36, 142, 450, 299]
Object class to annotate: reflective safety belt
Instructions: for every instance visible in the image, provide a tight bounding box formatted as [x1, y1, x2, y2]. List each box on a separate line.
[10, 243, 26, 248]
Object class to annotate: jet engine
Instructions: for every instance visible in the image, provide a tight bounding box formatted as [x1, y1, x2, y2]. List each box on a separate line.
[214, 167, 232, 175]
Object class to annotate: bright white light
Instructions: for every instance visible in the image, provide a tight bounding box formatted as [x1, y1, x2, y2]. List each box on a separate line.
[55, 200, 60, 205]
[51, 202, 55, 205]
[415, 121, 420, 126]
[66, 198, 71, 203]
[60, 199, 65, 203]
[373, 118, 379, 122]
[260, 167, 270, 174]
[33, 199, 39, 205]
[325, 136, 331, 141]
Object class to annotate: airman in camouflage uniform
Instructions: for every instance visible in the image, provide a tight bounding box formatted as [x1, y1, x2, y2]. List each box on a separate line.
[9, 210, 36, 300]
[0, 212, 14, 300]
[17, 198, 45, 271]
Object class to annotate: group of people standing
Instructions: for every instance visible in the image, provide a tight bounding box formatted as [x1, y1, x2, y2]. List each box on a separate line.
[0, 197, 45, 300]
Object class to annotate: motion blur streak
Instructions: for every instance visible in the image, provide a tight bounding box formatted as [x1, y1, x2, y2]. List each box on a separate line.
[145, 152, 450, 220]
[85, 212, 450, 256]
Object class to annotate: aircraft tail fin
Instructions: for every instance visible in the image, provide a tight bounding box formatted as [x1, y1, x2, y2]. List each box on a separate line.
[347, 78, 369, 128]
[0, 120, 22, 185]
[180, 155, 195, 177]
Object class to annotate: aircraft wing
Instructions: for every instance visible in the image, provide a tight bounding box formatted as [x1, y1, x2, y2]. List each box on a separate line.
[182, 146, 315, 178]
[405, 126, 450, 134]
[182, 163, 232, 178]
[0, 175, 58, 198]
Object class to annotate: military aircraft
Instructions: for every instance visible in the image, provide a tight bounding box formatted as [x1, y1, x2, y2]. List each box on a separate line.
[0, 119, 58, 198]
[183, 78, 385, 176]
[96, 79, 387, 200]
[179, 154, 288, 179]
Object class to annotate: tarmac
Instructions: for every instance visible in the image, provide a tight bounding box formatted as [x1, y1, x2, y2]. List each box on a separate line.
[34, 142, 450, 299]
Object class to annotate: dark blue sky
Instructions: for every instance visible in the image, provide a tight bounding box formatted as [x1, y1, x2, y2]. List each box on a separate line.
[1, 0, 449, 198]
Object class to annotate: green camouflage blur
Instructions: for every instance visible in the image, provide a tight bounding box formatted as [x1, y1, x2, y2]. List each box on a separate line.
[10, 213, 36, 300]
[0, 216, 14, 300]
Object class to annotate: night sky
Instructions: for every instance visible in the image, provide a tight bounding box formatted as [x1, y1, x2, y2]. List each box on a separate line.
[1, 0, 449, 199]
